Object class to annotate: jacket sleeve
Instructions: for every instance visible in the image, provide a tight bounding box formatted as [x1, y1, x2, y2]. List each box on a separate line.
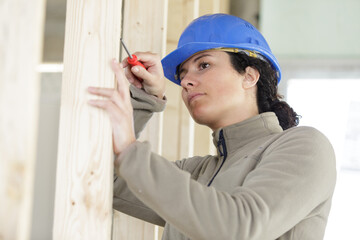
[112, 85, 166, 226]
[130, 85, 166, 138]
[115, 127, 337, 240]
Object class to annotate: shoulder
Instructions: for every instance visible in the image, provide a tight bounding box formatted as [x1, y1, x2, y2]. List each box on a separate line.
[265, 126, 336, 172]
[279, 126, 332, 147]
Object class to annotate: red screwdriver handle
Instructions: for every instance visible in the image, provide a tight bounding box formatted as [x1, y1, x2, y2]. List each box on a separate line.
[127, 55, 145, 69]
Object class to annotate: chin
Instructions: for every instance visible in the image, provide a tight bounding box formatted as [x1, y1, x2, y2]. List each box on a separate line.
[190, 108, 213, 125]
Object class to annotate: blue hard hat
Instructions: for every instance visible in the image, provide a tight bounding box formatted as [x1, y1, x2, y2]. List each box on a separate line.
[161, 13, 281, 85]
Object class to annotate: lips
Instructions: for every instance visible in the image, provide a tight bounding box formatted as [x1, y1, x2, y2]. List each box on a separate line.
[187, 92, 205, 104]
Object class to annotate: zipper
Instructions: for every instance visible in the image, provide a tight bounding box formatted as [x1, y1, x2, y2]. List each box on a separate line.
[207, 129, 228, 186]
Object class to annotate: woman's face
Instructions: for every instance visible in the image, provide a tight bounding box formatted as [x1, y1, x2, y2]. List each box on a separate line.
[179, 50, 259, 130]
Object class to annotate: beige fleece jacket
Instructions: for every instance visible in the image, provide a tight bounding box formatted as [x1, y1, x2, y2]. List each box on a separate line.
[113, 86, 336, 240]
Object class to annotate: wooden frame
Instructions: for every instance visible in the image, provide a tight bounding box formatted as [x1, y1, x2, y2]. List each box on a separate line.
[0, 1, 46, 239]
[112, 0, 168, 239]
[52, 0, 122, 239]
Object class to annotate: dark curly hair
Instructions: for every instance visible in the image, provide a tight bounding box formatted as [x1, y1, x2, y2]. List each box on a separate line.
[227, 52, 300, 130]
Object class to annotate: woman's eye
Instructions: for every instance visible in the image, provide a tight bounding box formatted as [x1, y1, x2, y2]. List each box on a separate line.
[199, 62, 210, 70]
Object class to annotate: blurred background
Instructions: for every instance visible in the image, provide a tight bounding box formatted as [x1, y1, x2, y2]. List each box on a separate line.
[2, 0, 360, 239]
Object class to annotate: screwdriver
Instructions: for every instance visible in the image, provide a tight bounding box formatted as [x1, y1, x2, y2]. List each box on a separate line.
[120, 38, 146, 69]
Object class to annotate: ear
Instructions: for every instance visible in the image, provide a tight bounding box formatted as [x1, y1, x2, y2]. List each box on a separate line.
[242, 66, 260, 89]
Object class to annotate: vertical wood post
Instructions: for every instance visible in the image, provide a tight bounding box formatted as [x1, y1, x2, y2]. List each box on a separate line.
[0, 1, 45, 239]
[175, 0, 199, 159]
[113, 0, 168, 240]
[122, 0, 168, 154]
[52, 0, 122, 239]
[163, 0, 230, 160]
[193, 0, 230, 157]
[112, 0, 168, 239]
[162, 0, 200, 162]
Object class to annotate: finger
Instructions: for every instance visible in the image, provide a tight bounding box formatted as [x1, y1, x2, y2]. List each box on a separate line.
[88, 86, 125, 106]
[88, 98, 131, 114]
[88, 86, 115, 98]
[111, 59, 131, 95]
[119, 58, 143, 88]
[121, 56, 130, 68]
[88, 98, 113, 109]
[111, 59, 125, 84]
[132, 51, 160, 68]
[124, 65, 140, 85]
[131, 65, 153, 85]
[129, 75, 143, 89]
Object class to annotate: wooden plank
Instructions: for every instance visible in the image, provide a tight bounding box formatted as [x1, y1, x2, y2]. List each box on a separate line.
[192, 0, 231, 157]
[199, 0, 219, 15]
[52, 0, 122, 239]
[159, 1, 230, 238]
[199, 0, 230, 15]
[112, 0, 168, 239]
[170, 0, 196, 157]
[220, 0, 230, 13]
[0, 0, 46, 239]
[166, 0, 199, 49]
[160, 0, 200, 237]
[162, 0, 199, 162]
[112, 212, 156, 240]
[193, 124, 216, 156]
[121, 0, 168, 153]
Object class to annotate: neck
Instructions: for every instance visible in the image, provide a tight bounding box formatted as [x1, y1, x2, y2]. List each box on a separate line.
[209, 107, 259, 131]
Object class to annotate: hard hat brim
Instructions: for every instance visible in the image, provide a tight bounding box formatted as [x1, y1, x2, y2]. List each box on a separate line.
[161, 42, 281, 85]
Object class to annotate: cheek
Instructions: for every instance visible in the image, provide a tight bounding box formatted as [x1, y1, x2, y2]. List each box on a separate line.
[181, 89, 191, 110]
[213, 83, 245, 109]
[213, 84, 237, 100]
[181, 89, 187, 104]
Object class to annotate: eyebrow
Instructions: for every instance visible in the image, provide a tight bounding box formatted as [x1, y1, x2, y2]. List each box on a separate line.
[178, 53, 213, 78]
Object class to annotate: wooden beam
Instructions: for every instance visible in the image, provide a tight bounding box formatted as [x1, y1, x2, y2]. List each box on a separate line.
[162, 0, 199, 162]
[0, 0, 45, 239]
[112, 212, 156, 240]
[112, 0, 168, 239]
[193, 0, 231, 157]
[199, 0, 230, 15]
[160, 0, 200, 236]
[52, 0, 122, 239]
[121, 0, 168, 153]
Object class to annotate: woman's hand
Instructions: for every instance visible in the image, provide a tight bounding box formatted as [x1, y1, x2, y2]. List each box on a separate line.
[88, 59, 135, 155]
[122, 52, 166, 99]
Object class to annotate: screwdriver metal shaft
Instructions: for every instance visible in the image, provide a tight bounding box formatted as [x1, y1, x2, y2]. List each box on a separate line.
[120, 38, 133, 59]
[120, 38, 146, 69]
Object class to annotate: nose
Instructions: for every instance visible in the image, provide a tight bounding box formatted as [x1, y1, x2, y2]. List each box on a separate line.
[180, 73, 198, 89]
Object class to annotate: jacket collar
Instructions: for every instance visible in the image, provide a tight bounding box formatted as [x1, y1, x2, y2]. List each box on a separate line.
[212, 112, 283, 156]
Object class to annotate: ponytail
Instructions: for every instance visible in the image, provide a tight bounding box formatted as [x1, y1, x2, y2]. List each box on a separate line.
[227, 52, 300, 130]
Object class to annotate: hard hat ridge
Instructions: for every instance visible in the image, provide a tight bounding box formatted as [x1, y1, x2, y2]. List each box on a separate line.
[161, 13, 281, 85]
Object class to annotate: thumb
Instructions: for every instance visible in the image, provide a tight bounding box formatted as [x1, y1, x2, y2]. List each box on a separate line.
[131, 66, 152, 82]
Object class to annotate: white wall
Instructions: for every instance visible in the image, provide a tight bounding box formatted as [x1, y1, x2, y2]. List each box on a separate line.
[259, 1, 360, 239]
[30, 73, 62, 240]
[260, 0, 360, 58]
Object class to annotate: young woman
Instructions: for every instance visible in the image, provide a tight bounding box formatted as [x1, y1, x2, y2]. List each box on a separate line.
[88, 14, 336, 240]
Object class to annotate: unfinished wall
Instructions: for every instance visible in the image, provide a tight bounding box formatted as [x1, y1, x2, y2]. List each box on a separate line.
[0, 1, 45, 239]
[3, 0, 230, 239]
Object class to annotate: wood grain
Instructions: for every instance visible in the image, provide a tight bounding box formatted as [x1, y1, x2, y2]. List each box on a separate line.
[0, 0, 45, 239]
[162, 0, 200, 162]
[52, 0, 122, 239]
[112, 0, 168, 239]
[112, 210, 156, 240]
[194, 0, 229, 157]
